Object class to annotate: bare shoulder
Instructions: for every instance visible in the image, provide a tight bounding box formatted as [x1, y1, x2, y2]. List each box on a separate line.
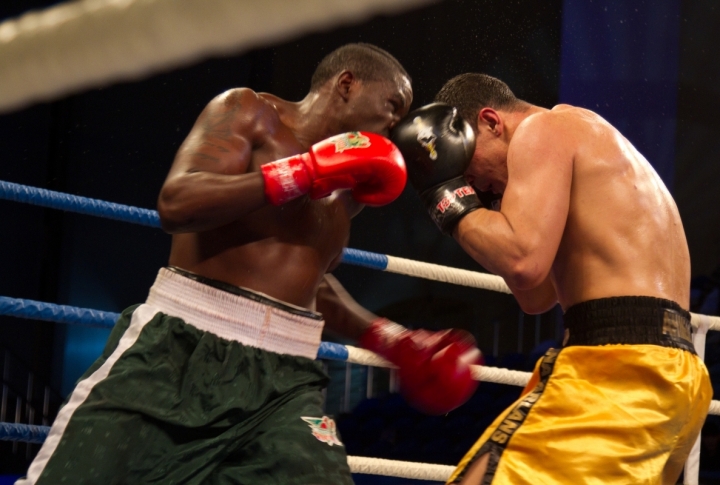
[510, 107, 579, 159]
[207, 88, 273, 114]
[518, 105, 587, 133]
[201, 88, 281, 140]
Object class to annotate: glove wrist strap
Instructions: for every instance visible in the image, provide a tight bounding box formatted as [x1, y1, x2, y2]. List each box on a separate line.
[359, 318, 406, 358]
[421, 176, 482, 235]
[261, 155, 312, 205]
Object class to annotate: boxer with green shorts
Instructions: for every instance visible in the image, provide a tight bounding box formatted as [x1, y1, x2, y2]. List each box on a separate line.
[18, 44, 481, 485]
[20, 268, 349, 484]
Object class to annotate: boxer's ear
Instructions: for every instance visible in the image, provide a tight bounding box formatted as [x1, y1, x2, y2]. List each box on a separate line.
[336, 71, 355, 101]
[478, 108, 502, 137]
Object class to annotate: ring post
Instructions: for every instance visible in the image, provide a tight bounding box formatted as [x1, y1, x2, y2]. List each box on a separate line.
[684, 315, 710, 485]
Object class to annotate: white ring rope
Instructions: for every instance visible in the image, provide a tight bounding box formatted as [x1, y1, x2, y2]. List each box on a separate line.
[472, 365, 532, 388]
[385, 255, 514, 294]
[345, 345, 720, 415]
[385, 254, 720, 331]
[386, 253, 720, 333]
[347, 456, 454, 481]
[346, 346, 394, 368]
[710, 400, 720, 416]
[690, 312, 720, 332]
[0, 0, 434, 113]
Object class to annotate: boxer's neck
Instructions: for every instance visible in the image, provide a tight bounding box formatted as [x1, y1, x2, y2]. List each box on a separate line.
[499, 105, 547, 143]
[275, 90, 342, 150]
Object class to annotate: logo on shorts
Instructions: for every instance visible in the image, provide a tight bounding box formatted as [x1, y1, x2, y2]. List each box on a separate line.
[301, 416, 343, 446]
[489, 349, 558, 447]
[331, 132, 371, 153]
[414, 117, 438, 160]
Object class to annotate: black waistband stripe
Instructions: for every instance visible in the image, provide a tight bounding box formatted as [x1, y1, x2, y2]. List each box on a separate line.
[563, 296, 695, 354]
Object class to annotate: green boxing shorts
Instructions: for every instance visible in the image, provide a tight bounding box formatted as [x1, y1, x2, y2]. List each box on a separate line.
[17, 267, 353, 485]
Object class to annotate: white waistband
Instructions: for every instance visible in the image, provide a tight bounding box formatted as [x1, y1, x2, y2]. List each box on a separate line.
[145, 268, 324, 360]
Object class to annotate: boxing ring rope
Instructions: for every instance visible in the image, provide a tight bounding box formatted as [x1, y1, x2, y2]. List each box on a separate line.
[2, 179, 718, 330]
[1, 297, 717, 482]
[0, 0, 434, 114]
[0, 294, 715, 407]
[1, 420, 457, 481]
[2, 179, 719, 482]
[0, 295, 534, 389]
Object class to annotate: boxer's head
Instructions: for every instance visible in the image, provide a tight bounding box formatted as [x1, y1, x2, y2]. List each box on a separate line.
[310, 43, 412, 137]
[435, 73, 529, 195]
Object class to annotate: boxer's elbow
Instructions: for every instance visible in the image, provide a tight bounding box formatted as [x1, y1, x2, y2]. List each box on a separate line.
[157, 182, 196, 233]
[157, 201, 188, 234]
[505, 257, 548, 291]
[504, 236, 552, 289]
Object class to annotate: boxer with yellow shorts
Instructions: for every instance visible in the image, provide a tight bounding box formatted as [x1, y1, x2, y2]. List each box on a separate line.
[390, 72, 712, 483]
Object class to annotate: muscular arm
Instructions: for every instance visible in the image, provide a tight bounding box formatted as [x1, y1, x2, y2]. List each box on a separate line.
[157, 89, 271, 233]
[315, 274, 375, 341]
[454, 113, 573, 307]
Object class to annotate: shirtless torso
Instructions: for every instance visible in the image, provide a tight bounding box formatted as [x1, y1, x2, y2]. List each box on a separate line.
[161, 89, 352, 308]
[158, 78, 411, 310]
[458, 103, 690, 312]
[545, 105, 689, 309]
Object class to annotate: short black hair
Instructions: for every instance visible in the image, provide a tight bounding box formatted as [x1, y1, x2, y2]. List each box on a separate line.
[310, 43, 409, 92]
[435, 73, 527, 131]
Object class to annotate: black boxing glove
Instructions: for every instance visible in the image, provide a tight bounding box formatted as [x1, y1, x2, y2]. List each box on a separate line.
[390, 103, 482, 235]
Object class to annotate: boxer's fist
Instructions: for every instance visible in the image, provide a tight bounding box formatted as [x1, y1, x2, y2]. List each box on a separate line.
[261, 132, 406, 206]
[390, 103, 481, 235]
[360, 319, 481, 415]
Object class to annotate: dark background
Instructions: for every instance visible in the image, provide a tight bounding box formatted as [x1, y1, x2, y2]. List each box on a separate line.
[1, 0, 720, 480]
[0, 0, 564, 398]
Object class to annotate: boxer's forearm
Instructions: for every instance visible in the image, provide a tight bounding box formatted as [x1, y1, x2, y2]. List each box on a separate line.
[315, 274, 375, 341]
[158, 171, 268, 233]
[454, 209, 548, 290]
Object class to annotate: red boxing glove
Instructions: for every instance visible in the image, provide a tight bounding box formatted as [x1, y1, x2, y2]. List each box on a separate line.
[261, 132, 407, 206]
[360, 319, 482, 415]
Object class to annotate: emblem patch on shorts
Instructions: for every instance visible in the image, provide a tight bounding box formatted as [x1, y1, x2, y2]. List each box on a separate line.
[331, 132, 371, 153]
[301, 416, 343, 446]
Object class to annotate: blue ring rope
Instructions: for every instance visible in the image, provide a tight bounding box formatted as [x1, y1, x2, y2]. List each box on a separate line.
[0, 183, 397, 445]
[0, 296, 350, 361]
[0, 180, 384, 367]
[0, 296, 119, 328]
[0, 423, 50, 443]
[0, 180, 161, 228]
[0, 302, 350, 445]
[341, 247, 388, 270]
[0, 181, 380, 443]
[0, 180, 388, 268]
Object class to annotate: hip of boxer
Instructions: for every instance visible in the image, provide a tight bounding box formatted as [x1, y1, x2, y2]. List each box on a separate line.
[447, 296, 712, 485]
[562, 295, 695, 353]
[150, 266, 325, 360]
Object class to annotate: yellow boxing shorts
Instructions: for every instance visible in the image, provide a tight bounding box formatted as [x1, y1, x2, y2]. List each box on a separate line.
[448, 296, 712, 485]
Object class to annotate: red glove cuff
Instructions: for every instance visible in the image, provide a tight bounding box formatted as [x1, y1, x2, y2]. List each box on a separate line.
[359, 319, 405, 356]
[360, 319, 483, 415]
[261, 155, 313, 205]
